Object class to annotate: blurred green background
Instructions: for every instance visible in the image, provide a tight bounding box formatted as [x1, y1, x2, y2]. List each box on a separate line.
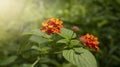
[0, 0, 120, 67]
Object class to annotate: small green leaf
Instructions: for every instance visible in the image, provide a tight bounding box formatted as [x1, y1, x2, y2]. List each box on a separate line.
[57, 39, 69, 44]
[31, 45, 41, 51]
[70, 40, 79, 46]
[62, 48, 97, 67]
[59, 28, 76, 39]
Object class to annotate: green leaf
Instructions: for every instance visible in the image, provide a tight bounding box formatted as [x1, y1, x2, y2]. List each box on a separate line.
[29, 29, 53, 44]
[62, 48, 97, 67]
[59, 28, 76, 39]
[0, 56, 17, 65]
[29, 35, 49, 44]
[31, 45, 41, 51]
[57, 39, 69, 44]
[23, 29, 51, 38]
[70, 40, 79, 46]
[32, 29, 51, 38]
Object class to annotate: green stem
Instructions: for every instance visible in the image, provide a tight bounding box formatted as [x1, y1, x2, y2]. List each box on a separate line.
[31, 57, 40, 67]
[67, 32, 75, 47]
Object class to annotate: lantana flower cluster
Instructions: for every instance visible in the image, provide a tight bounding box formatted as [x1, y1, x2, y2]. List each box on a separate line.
[41, 18, 63, 35]
[40, 18, 100, 51]
[79, 33, 99, 51]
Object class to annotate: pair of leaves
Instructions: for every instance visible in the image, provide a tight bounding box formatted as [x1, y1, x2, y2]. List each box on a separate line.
[62, 48, 97, 67]
[57, 39, 80, 47]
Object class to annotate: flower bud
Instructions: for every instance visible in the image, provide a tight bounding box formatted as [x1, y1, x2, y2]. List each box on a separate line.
[72, 26, 80, 31]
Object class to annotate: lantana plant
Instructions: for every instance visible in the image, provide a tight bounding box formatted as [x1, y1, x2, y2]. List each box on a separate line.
[27, 18, 99, 67]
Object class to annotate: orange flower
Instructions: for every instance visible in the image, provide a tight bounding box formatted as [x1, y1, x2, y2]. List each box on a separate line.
[40, 18, 63, 35]
[79, 33, 100, 51]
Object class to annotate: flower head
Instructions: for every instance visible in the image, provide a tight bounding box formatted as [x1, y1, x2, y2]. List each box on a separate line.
[40, 18, 63, 35]
[79, 33, 99, 51]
